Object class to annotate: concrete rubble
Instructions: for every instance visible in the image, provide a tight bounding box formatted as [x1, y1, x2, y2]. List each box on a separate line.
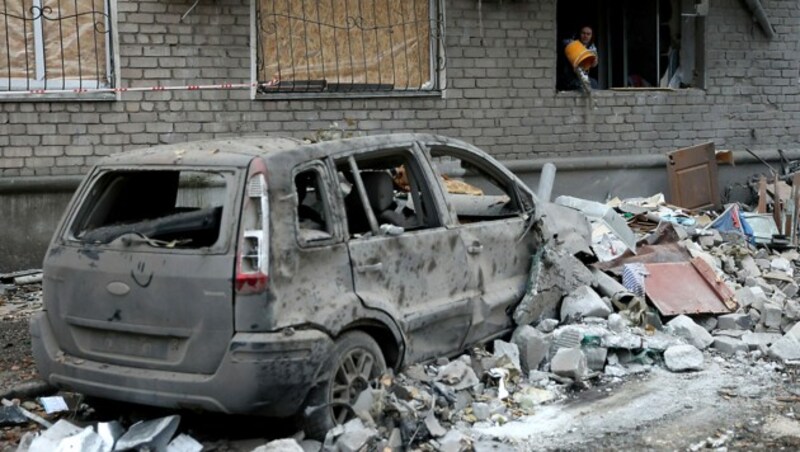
[10, 192, 800, 451]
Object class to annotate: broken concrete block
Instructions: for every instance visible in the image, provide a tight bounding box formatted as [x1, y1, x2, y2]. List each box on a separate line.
[438, 429, 471, 452]
[741, 332, 783, 349]
[537, 319, 559, 333]
[582, 346, 608, 371]
[115, 415, 180, 452]
[769, 323, 800, 361]
[472, 402, 491, 421]
[28, 419, 83, 452]
[735, 286, 768, 309]
[300, 439, 323, 452]
[763, 303, 783, 330]
[435, 360, 480, 391]
[663, 344, 704, 372]
[560, 285, 611, 321]
[57, 427, 105, 452]
[513, 248, 596, 325]
[511, 325, 551, 373]
[695, 316, 718, 332]
[712, 337, 749, 355]
[607, 313, 628, 333]
[771, 257, 793, 275]
[424, 411, 447, 438]
[717, 313, 754, 331]
[784, 299, 800, 320]
[550, 348, 588, 380]
[512, 387, 557, 413]
[666, 315, 714, 350]
[781, 282, 800, 298]
[492, 340, 521, 371]
[166, 434, 204, 452]
[551, 327, 583, 355]
[335, 419, 377, 452]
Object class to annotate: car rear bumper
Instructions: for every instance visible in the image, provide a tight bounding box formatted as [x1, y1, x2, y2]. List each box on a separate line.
[30, 312, 333, 417]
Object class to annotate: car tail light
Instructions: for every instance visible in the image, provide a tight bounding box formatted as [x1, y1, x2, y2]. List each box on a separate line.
[236, 173, 268, 295]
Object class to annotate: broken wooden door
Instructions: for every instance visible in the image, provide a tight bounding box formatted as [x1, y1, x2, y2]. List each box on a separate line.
[667, 142, 721, 210]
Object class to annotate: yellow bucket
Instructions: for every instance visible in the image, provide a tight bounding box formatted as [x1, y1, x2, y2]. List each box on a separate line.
[564, 40, 597, 71]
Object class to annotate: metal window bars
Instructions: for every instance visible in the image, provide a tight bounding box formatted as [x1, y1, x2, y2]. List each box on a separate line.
[0, 0, 113, 92]
[256, 0, 444, 95]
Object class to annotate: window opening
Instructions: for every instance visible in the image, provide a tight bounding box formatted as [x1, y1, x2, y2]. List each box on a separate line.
[295, 168, 334, 243]
[429, 147, 521, 224]
[556, 0, 699, 90]
[255, 0, 444, 96]
[0, 0, 114, 92]
[71, 170, 227, 248]
[336, 150, 438, 238]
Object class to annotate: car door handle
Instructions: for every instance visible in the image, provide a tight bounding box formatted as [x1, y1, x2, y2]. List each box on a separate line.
[356, 263, 383, 273]
[468, 243, 483, 254]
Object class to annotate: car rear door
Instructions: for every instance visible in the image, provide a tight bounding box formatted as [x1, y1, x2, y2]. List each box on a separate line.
[43, 166, 242, 374]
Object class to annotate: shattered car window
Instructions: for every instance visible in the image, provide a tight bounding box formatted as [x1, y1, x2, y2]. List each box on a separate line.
[336, 150, 440, 238]
[429, 147, 521, 222]
[69, 170, 229, 248]
[295, 168, 334, 243]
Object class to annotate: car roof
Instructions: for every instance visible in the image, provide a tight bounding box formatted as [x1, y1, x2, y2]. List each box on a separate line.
[95, 133, 484, 168]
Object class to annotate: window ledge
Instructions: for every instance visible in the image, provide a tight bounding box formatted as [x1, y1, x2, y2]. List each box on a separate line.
[254, 90, 443, 101]
[0, 91, 117, 103]
[555, 87, 705, 96]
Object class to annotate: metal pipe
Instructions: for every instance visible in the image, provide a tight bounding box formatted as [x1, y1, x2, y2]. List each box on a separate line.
[536, 163, 557, 203]
[743, 0, 776, 40]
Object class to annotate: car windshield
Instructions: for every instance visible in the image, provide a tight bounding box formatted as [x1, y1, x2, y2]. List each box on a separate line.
[70, 169, 229, 248]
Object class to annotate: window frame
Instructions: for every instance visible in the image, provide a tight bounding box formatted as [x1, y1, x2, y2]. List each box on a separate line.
[250, 0, 446, 100]
[0, 0, 119, 101]
[292, 160, 341, 248]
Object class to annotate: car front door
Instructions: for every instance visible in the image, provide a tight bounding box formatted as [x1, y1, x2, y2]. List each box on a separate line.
[340, 144, 476, 363]
[422, 142, 538, 346]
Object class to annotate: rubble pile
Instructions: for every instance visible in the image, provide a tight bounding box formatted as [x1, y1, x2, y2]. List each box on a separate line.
[0, 270, 43, 321]
[7, 194, 800, 451]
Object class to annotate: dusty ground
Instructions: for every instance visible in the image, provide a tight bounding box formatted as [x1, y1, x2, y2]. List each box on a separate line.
[1, 284, 799, 451]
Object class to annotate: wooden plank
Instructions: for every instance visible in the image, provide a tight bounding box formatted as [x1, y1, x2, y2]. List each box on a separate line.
[666, 142, 721, 210]
[757, 175, 767, 213]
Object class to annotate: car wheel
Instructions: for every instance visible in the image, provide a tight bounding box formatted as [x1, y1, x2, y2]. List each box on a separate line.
[303, 331, 386, 440]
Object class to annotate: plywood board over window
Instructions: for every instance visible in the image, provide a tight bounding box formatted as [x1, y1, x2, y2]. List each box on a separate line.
[0, 0, 112, 92]
[257, 0, 434, 93]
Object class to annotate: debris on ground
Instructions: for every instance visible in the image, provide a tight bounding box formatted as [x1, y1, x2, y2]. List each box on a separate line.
[7, 173, 800, 450]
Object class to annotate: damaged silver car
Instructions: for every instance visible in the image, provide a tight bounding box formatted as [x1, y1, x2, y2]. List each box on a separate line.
[31, 134, 542, 437]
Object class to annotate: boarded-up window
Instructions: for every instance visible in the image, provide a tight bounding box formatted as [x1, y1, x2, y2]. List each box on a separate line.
[0, 0, 112, 92]
[256, 0, 443, 94]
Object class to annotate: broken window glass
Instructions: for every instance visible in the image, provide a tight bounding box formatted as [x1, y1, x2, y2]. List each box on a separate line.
[294, 167, 334, 244]
[429, 147, 522, 223]
[70, 170, 229, 248]
[336, 150, 439, 238]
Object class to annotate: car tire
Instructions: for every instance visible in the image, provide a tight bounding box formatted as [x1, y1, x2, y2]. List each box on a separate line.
[303, 331, 386, 440]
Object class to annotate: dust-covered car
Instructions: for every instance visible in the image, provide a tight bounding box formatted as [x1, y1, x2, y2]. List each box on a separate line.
[31, 133, 541, 437]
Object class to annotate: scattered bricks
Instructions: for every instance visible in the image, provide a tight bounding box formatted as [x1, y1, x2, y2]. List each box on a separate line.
[735, 286, 768, 309]
[560, 285, 611, 321]
[749, 309, 761, 325]
[666, 315, 714, 350]
[762, 303, 783, 330]
[696, 316, 718, 332]
[511, 326, 551, 373]
[717, 313, 754, 331]
[768, 323, 800, 361]
[550, 348, 588, 380]
[755, 258, 771, 271]
[663, 345, 704, 372]
[712, 337, 749, 355]
[771, 257, 793, 276]
[741, 332, 783, 350]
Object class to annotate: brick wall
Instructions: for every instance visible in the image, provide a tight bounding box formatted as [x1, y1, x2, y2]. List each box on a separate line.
[1, 0, 799, 177]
